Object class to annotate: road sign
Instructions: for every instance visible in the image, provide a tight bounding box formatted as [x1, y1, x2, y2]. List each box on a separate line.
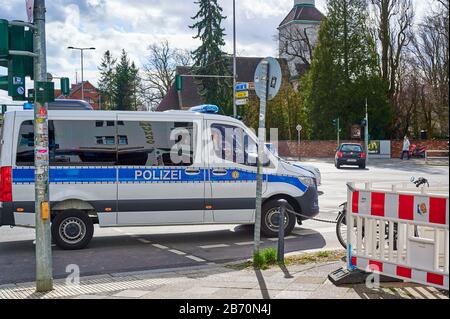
[296, 124, 302, 132]
[235, 83, 248, 91]
[254, 57, 282, 101]
[235, 98, 248, 106]
[235, 91, 248, 98]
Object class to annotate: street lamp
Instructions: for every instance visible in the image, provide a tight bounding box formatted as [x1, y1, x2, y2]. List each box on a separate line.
[67, 46, 95, 101]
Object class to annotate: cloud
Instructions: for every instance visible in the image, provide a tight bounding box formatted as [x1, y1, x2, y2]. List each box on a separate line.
[0, 0, 426, 105]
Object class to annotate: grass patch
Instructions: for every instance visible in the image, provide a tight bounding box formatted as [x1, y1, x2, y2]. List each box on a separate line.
[226, 249, 346, 271]
[284, 250, 346, 266]
[262, 248, 277, 265]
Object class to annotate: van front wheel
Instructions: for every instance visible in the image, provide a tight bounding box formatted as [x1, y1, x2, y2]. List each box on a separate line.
[260, 200, 296, 237]
[51, 210, 94, 250]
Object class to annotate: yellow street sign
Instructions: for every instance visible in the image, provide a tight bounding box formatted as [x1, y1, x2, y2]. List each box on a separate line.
[236, 91, 248, 98]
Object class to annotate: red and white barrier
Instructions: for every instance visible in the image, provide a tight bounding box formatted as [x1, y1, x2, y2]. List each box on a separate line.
[346, 182, 449, 290]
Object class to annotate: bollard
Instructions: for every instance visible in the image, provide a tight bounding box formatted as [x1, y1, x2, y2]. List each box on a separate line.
[277, 199, 287, 263]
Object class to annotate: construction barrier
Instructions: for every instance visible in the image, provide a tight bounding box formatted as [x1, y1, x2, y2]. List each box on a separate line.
[346, 182, 449, 290]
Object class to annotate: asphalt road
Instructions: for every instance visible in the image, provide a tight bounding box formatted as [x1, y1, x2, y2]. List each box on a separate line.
[0, 159, 448, 285]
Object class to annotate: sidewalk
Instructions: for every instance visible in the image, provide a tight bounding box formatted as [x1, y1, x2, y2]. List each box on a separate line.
[0, 253, 448, 299]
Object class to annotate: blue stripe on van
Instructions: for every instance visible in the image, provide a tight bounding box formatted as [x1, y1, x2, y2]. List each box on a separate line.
[12, 167, 307, 192]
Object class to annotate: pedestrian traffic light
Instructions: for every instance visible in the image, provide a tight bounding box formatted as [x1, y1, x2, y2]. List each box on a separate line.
[332, 118, 337, 127]
[60, 77, 70, 96]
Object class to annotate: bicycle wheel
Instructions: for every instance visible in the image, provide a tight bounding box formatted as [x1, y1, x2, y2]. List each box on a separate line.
[336, 212, 347, 249]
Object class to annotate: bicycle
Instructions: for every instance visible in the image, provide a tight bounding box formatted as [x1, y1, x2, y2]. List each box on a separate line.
[336, 177, 428, 249]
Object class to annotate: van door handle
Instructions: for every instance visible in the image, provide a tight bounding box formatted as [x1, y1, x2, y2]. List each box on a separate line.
[212, 169, 228, 176]
[185, 168, 201, 175]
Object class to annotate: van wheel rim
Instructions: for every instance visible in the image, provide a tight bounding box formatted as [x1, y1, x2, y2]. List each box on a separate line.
[265, 207, 289, 232]
[59, 217, 86, 244]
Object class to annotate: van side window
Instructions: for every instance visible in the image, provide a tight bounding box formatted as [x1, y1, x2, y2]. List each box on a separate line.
[117, 121, 196, 166]
[15, 120, 117, 166]
[211, 123, 270, 167]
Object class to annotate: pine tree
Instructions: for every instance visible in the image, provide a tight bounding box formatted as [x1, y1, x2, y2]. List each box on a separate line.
[112, 50, 141, 111]
[97, 50, 116, 110]
[302, 0, 390, 140]
[190, 0, 232, 114]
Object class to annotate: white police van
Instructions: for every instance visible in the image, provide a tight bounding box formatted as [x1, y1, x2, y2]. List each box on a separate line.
[0, 105, 319, 250]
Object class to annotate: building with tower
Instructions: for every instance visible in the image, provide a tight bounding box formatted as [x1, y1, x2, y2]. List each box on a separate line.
[278, 0, 324, 83]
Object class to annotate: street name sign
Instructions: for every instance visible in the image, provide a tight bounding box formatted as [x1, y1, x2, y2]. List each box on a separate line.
[235, 98, 248, 106]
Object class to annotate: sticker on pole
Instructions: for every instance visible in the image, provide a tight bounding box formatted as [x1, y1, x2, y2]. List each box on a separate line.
[254, 57, 282, 101]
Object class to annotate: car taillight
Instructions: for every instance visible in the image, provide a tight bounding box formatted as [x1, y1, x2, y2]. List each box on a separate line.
[361, 152, 366, 159]
[337, 151, 343, 158]
[0, 166, 12, 202]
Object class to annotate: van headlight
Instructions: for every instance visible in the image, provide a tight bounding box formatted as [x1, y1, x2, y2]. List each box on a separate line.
[299, 177, 315, 187]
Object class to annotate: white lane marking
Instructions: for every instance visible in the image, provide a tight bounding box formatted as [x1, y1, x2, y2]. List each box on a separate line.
[234, 241, 255, 246]
[168, 249, 186, 255]
[113, 228, 124, 233]
[199, 244, 229, 249]
[185, 255, 206, 262]
[138, 238, 151, 244]
[293, 227, 336, 236]
[152, 244, 169, 250]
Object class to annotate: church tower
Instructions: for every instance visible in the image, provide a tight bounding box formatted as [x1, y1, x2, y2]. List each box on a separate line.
[278, 0, 323, 80]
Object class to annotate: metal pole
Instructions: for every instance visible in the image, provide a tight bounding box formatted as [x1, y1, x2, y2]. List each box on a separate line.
[298, 129, 301, 161]
[365, 98, 369, 165]
[277, 199, 287, 263]
[33, 0, 53, 292]
[337, 117, 340, 147]
[232, 0, 237, 118]
[81, 49, 84, 101]
[254, 60, 269, 254]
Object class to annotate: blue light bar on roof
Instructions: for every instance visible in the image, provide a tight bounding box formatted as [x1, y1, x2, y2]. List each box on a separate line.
[189, 104, 219, 114]
[23, 102, 33, 110]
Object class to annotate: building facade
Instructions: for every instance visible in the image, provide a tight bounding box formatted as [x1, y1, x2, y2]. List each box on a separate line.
[55, 81, 101, 110]
[278, 0, 323, 81]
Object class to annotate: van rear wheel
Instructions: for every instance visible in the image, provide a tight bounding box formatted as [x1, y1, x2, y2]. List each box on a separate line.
[51, 210, 94, 250]
[261, 199, 296, 237]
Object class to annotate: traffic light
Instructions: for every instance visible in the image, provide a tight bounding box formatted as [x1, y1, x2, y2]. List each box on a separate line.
[332, 118, 337, 127]
[0, 19, 8, 58]
[361, 119, 367, 127]
[60, 77, 70, 96]
[0, 20, 34, 101]
[175, 74, 183, 91]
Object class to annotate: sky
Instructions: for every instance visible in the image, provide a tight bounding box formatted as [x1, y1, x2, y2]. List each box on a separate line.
[0, 0, 430, 105]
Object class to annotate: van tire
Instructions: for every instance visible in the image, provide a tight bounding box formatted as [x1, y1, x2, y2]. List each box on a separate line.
[260, 199, 296, 238]
[51, 210, 94, 250]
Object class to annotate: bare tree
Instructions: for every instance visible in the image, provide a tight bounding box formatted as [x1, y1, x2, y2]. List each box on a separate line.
[370, 0, 414, 105]
[409, 0, 449, 137]
[141, 40, 192, 110]
[278, 25, 317, 67]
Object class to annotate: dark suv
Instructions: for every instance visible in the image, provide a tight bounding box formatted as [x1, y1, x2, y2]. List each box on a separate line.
[335, 143, 366, 169]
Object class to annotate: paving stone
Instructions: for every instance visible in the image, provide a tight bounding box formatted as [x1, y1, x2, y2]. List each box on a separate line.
[274, 290, 313, 299]
[292, 276, 327, 284]
[113, 289, 151, 298]
[210, 287, 250, 299]
[73, 294, 108, 299]
[239, 289, 273, 299]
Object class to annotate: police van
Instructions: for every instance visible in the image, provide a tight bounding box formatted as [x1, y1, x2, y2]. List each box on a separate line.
[0, 105, 319, 250]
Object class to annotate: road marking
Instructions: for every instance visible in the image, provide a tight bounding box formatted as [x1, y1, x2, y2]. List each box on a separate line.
[152, 244, 168, 250]
[138, 238, 151, 244]
[113, 228, 124, 233]
[168, 249, 186, 255]
[234, 241, 255, 246]
[185, 255, 206, 262]
[293, 227, 336, 236]
[199, 244, 229, 249]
